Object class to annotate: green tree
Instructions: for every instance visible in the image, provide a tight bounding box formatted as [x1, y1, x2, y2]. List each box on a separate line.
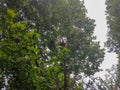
[0, 0, 104, 89]
[32, 0, 104, 89]
[33, 0, 104, 89]
[106, 0, 120, 88]
[93, 65, 118, 90]
[0, 1, 44, 90]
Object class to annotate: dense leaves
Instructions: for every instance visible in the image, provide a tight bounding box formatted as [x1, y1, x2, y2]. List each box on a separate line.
[106, 0, 120, 89]
[0, 2, 42, 90]
[0, 0, 104, 89]
[106, 0, 120, 53]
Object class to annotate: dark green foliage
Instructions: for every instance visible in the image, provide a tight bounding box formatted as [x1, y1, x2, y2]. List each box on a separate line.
[106, 0, 120, 53]
[0, 0, 104, 89]
[106, 0, 120, 88]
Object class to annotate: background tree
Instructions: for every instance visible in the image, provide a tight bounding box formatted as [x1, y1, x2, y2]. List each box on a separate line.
[106, 0, 120, 88]
[81, 65, 117, 90]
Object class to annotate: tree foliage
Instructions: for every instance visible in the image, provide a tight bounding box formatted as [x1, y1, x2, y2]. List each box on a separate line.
[106, 0, 120, 88]
[106, 0, 120, 53]
[0, 0, 104, 89]
[81, 65, 118, 90]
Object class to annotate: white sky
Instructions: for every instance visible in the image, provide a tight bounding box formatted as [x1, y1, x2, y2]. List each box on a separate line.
[84, 0, 118, 79]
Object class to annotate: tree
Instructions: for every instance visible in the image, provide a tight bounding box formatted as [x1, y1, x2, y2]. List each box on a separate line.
[33, 0, 104, 88]
[106, 0, 120, 88]
[81, 65, 117, 90]
[97, 65, 118, 90]
[0, 0, 104, 89]
[37, 0, 104, 88]
[0, 1, 44, 90]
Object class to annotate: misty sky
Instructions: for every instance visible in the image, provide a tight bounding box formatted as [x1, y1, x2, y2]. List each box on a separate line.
[84, 0, 118, 78]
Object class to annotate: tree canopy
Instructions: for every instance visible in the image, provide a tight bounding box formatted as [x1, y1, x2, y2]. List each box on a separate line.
[0, 0, 104, 89]
[106, 0, 120, 89]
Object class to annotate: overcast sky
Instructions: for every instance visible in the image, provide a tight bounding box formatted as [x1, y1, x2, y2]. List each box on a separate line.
[84, 0, 118, 78]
